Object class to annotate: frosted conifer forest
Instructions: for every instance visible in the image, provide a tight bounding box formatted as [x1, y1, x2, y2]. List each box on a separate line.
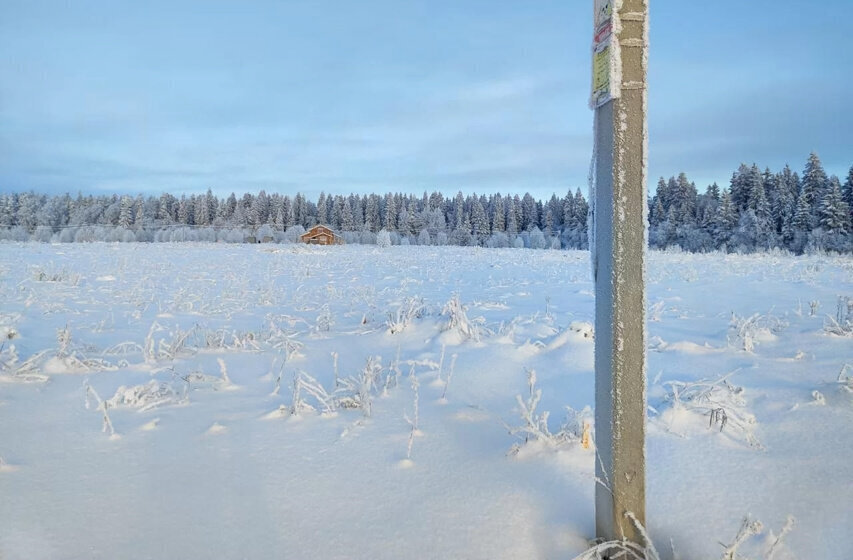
[1, 243, 851, 559]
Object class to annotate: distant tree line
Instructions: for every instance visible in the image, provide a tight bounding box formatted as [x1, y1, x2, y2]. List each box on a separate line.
[0, 152, 850, 253]
[0, 184, 589, 249]
[649, 153, 852, 253]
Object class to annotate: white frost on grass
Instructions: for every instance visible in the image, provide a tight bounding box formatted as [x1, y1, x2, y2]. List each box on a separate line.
[505, 368, 591, 456]
[1, 244, 851, 558]
[654, 372, 762, 449]
[728, 312, 788, 353]
[106, 380, 185, 412]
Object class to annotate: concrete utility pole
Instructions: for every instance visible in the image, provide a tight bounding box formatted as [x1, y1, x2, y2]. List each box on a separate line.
[590, 0, 648, 544]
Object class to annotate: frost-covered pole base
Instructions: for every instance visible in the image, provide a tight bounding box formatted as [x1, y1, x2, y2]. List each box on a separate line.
[593, 0, 648, 545]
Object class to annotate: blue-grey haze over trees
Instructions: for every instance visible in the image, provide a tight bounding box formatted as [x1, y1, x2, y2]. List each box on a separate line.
[1, 153, 851, 254]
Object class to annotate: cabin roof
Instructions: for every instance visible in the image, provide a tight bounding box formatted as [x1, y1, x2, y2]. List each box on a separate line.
[300, 224, 338, 238]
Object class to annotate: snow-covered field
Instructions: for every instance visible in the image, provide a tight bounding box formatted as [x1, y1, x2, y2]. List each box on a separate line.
[1, 243, 851, 559]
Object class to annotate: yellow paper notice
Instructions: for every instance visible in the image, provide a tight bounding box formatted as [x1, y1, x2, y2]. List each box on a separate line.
[593, 45, 610, 96]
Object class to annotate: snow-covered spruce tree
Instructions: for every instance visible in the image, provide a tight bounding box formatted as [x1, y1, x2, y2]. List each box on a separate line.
[118, 195, 134, 229]
[843, 165, 853, 222]
[729, 165, 749, 211]
[316, 192, 327, 224]
[791, 190, 812, 250]
[505, 197, 518, 236]
[713, 190, 737, 249]
[819, 177, 850, 234]
[471, 197, 489, 244]
[340, 199, 354, 231]
[491, 194, 505, 233]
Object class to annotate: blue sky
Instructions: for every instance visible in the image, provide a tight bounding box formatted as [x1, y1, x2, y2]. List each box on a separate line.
[1, 0, 851, 200]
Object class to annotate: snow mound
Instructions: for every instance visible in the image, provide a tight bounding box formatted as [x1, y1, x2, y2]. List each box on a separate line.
[107, 381, 184, 412]
[206, 422, 227, 435]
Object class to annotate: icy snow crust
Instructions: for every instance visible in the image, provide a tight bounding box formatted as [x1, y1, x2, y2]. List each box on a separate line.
[1, 243, 852, 559]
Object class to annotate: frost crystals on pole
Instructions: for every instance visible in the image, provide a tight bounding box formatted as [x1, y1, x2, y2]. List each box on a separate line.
[590, 0, 649, 545]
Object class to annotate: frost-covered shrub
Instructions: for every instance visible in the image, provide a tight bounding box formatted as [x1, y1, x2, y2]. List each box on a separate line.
[283, 225, 305, 243]
[106, 380, 185, 412]
[376, 229, 391, 248]
[824, 296, 853, 336]
[32, 226, 53, 242]
[0, 336, 49, 383]
[505, 368, 590, 455]
[417, 229, 431, 246]
[334, 356, 384, 417]
[134, 229, 154, 242]
[441, 294, 485, 341]
[57, 228, 76, 243]
[435, 231, 448, 246]
[728, 312, 787, 352]
[290, 370, 335, 415]
[143, 322, 198, 362]
[195, 227, 216, 243]
[656, 373, 762, 448]
[227, 228, 248, 243]
[387, 296, 425, 334]
[0, 226, 29, 241]
[118, 228, 136, 243]
[548, 236, 561, 250]
[487, 232, 509, 248]
[512, 236, 524, 249]
[528, 226, 546, 249]
[286, 356, 390, 418]
[360, 230, 376, 245]
[44, 325, 115, 373]
[74, 226, 96, 243]
[256, 224, 273, 239]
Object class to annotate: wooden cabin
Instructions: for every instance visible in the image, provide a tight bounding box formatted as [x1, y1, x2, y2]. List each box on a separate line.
[300, 225, 343, 245]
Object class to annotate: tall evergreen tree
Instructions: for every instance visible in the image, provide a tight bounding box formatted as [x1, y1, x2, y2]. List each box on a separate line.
[492, 195, 505, 233]
[713, 190, 737, 246]
[521, 193, 538, 231]
[118, 195, 134, 229]
[562, 190, 576, 227]
[792, 192, 812, 233]
[842, 165, 853, 222]
[383, 193, 397, 231]
[134, 195, 145, 230]
[317, 192, 328, 225]
[341, 199, 354, 231]
[573, 189, 588, 230]
[471, 197, 488, 242]
[506, 197, 518, 236]
[801, 152, 828, 213]
[706, 182, 720, 202]
[729, 165, 750, 210]
[819, 177, 850, 234]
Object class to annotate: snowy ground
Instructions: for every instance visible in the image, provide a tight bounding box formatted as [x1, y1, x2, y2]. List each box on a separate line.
[1, 243, 851, 559]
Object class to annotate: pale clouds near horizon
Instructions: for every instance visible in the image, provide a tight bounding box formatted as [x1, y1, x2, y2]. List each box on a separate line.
[1, 0, 850, 198]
